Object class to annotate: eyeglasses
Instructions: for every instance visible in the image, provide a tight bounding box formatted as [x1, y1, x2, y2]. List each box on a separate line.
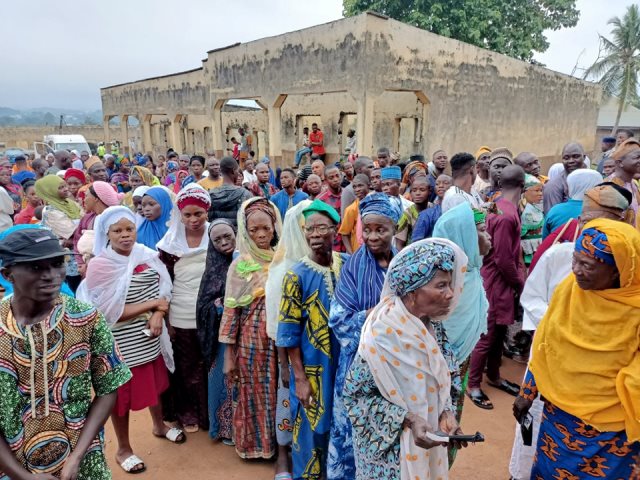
[303, 225, 336, 234]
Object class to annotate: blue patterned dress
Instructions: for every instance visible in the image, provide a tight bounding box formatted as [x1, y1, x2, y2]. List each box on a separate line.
[327, 245, 392, 479]
[277, 254, 346, 480]
[520, 370, 640, 479]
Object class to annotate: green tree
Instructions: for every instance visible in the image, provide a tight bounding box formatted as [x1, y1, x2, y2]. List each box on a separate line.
[583, 4, 640, 135]
[343, 0, 579, 61]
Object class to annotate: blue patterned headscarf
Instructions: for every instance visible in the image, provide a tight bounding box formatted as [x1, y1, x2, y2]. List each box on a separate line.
[359, 192, 402, 224]
[576, 227, 615, 266]
[136, 186, 173, 249]
[387, 241, 456, 297]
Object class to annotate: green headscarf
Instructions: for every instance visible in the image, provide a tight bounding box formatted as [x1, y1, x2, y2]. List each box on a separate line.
[35, 175, 82, 220]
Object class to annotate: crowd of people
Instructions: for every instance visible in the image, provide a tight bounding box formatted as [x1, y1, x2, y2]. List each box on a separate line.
[0, 132, 637, 480]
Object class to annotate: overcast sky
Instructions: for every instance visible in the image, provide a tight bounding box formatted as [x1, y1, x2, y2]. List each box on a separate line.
[0, 0, 634, 110]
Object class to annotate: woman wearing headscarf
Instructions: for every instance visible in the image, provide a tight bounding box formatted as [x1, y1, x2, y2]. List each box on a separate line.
[0, 156, 24, 214]
[163, 160, 179, 188]
[327, 191, 400, 479]
[137, 186, 173, 249]
[219, 197, 282, 460]
[343, 239, 469, 480]
[543, 169, 602, 238]
[530, 182, 633, 270]
[110, 158, 131, 193]
[123, 166, 160, 210]
[276, 200, 347, 480]
[36, 174, 83, 291]
[195, 219, 237, 443]
[63, 168, 87, 201]
[265, 200, 312, 478]
[157, 184, 211, 433]
[73, 181, 124, 276]
[77, 206, 184, 474]
[399, 159, 427, 195]
[514, 219, 640, 478]
[433, 203, 491, 464]
[520, 174, 544, 267]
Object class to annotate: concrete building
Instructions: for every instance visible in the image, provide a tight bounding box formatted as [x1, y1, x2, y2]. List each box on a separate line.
[597, 96, 640, 139]
[101, 12, 602, 168]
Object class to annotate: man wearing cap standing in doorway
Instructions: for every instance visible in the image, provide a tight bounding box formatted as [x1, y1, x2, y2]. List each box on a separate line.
[0, 228, 131, 479]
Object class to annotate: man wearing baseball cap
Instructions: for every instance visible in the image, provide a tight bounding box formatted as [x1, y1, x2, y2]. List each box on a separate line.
[0, 228, 131, 479]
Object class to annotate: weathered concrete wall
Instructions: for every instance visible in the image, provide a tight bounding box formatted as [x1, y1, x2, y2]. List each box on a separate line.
[101, 68, 208, 117]
[101, 12, 601, 170]
[0, 125, 139, 150]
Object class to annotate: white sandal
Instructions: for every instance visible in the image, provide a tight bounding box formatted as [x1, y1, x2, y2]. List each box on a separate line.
[120, 454, 146, 474]
[155, 426, 186, 443]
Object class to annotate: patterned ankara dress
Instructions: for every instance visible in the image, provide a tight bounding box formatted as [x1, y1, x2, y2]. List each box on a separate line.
[327, 245, 392, 479]
[521, 371, 640, 480]
[219, 297, 278, 459]
[0, 295, 131, 479]
[277, 254, 345, 480]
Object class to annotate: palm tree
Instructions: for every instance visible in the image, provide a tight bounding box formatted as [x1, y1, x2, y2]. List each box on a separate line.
[584, 4, 640, 134]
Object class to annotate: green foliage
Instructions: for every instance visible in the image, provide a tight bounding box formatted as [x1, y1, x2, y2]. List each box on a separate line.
[343, 0, 579, 60]
[584, 4, 640, 132]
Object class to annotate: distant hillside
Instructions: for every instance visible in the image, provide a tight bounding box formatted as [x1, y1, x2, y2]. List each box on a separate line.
[0, 107, 105, 127]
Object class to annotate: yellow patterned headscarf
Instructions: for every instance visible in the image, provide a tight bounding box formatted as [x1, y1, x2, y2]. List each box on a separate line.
[530, 218, 640, 441]
[223, 197, 282, 308]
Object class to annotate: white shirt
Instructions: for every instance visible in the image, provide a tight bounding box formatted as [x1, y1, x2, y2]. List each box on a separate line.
[242, 170, 257, 185]
[442, 185, 484, 213]
[520, 242, 573, 331]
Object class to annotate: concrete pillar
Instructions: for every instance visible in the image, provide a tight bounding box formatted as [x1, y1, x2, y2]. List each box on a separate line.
[263, 94, 287, 167]
[142, 114, 153, 153]
[354, 92, 376, 156]
[169, 114, 183, 152]
[103, 115, 112, 143]
[120, 115, 129, 155]
[212, 99, 225, 158]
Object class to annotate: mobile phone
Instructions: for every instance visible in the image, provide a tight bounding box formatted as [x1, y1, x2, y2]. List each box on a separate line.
[141, 328, 152, 337]
[447, 432, 485, 443]
[521, 413, 533, 446]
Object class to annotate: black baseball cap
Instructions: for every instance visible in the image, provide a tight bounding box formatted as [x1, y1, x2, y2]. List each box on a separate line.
[0, 229, 70, 267]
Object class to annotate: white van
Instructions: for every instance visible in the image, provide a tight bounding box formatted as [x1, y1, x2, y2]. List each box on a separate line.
[34, 134, 91, 156]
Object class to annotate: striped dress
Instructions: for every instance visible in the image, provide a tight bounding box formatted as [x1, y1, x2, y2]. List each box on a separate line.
[112, 266, 161, 368]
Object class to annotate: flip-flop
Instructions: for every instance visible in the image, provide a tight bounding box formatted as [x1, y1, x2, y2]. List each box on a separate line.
[154, 427, 186, 444]
[120, 454, 146, 474]
[488, 379, 520, 397]
[467, 389, 494, 410]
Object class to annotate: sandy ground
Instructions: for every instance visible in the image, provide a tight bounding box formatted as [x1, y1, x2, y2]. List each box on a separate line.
[106, 359, 526, 479]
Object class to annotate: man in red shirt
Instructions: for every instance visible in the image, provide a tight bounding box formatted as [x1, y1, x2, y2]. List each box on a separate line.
[317, 166, 344, 252]
[309, 123, 325, 160]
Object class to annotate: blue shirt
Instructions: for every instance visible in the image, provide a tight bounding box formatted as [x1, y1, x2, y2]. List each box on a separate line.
[412, 204, 443, 241]
[270, 189, 309, 220]
[543, 199, 582, 238]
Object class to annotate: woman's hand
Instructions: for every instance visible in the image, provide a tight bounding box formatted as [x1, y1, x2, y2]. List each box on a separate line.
[439, 410, 468, 450]
[154, 298, 170, 313]
[295, 376, 314, 408]
[513, 396, 533, 423]
[280, 365, 290, 389]
[223, 346, 239, 380]
[406, 413, 448, 450]
[147, 312, 164, 338]
[59, 452, 82, 480]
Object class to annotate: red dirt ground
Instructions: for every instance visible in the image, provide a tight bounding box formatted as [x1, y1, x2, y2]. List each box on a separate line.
[106, 359, 526, 479]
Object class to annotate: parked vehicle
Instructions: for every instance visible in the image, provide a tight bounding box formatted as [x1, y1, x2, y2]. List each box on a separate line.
[34, 134, 91, 156]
